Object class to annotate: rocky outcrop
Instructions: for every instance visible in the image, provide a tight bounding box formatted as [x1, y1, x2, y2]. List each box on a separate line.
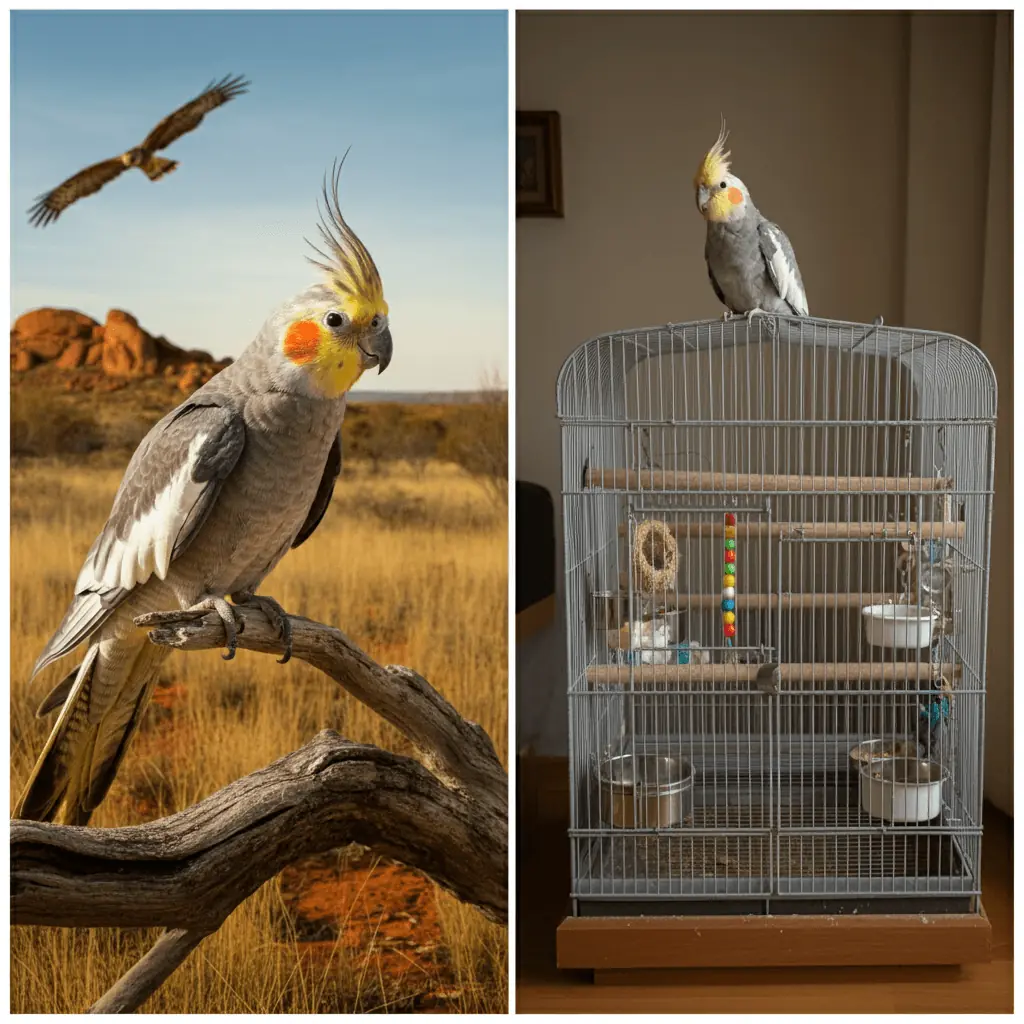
[101, 310, 159, 377]
[11, 307, 229, 390]
[12, 308, 98, 362]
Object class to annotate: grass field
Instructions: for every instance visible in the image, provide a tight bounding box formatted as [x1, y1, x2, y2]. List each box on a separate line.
[10, 451, 508, 1013]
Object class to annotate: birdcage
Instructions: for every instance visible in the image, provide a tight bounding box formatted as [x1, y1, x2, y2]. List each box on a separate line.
[558, 314, 995, 921]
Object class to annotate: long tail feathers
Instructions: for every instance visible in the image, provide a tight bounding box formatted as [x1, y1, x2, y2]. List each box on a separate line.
[35, 665, 80, 717]
[141, 156, 178, 181]
[15, 642, 162, 826]
[15, 645, 100, 822]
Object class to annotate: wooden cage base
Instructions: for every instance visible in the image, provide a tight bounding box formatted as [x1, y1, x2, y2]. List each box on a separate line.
[557, 906, 992, 973]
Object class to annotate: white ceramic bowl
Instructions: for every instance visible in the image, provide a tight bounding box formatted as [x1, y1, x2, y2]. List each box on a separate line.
[860, 757, 947, 822]
[862, 604, 939, 649]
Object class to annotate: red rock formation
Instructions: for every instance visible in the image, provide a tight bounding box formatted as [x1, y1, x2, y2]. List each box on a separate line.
[12, 349, 36, 372]
[55, 340, 88, 370]
[101, 310, 159, 377]
[11, 308, 98, 362]
[11, 306, 229, 389]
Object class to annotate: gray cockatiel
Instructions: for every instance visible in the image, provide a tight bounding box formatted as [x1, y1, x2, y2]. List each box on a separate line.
[15, 160, 393, 826]
[694, 123, 809, 319]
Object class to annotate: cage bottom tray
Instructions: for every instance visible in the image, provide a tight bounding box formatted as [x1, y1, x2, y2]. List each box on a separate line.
[574, 784, 973, 902]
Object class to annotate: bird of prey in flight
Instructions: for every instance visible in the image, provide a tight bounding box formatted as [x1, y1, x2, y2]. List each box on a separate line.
[28, 73, 249, 227]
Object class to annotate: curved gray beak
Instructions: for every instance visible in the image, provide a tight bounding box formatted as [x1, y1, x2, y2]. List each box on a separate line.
[697, 185, 709, 212]
[360, 326, 393, 374]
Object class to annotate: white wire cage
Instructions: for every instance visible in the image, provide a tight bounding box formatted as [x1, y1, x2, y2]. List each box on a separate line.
[557, 314, 996, 917]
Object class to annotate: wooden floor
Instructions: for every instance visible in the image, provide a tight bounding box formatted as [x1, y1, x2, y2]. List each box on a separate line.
[515, 756, 1013, 1013]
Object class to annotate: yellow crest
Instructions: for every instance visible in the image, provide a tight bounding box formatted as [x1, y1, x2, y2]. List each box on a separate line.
[694, 118, 731, 190]
[306, 153, 389, 325]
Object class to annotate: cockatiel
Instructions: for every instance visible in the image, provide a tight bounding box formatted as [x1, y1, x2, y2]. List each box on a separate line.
[15, 158, 393, 826]
[695, 122, 809, 319]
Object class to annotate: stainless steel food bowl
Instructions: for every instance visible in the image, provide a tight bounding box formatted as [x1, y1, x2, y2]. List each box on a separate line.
[859, 756, 948, 822]
[848, 738, 920, 776]
[597, 753, 694, 828]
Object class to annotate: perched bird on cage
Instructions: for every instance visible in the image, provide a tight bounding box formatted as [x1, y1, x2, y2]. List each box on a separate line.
[14, 157, 393, 826]
[28, 74, 249, 226]
[694, 121, 809, 319]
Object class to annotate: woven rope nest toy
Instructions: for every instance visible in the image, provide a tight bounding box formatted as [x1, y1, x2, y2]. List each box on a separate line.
[632, 519, 679, 597]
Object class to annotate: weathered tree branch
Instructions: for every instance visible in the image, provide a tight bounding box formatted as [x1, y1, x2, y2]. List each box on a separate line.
[11, 609, 507, 1013]
[89, 928, 212, 1014]
[137, 606, 506, 818]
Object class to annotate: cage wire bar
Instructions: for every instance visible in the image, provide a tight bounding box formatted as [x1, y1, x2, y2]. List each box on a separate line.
[557, 314, 996, 918]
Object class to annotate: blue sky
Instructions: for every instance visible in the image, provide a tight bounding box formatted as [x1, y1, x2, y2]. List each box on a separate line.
[10, 11, 508, 392]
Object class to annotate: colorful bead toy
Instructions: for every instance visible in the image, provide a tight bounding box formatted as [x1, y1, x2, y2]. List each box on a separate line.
[723, 514, 736, 649]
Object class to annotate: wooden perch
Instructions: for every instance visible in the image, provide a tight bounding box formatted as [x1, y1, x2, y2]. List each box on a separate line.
[586, 468, 954, 493]
[611, 586, 894, 611]
[616, 521, 965, 540]
[11, 607, 507, 1013]
[587, 661, 960, 687]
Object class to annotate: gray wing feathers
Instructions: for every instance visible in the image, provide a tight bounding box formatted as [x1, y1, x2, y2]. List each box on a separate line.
[292, 430, 342, 549]
[757, 220, 809, 316]
[31, 591, 124, 681]
[31, 401, 246, 678]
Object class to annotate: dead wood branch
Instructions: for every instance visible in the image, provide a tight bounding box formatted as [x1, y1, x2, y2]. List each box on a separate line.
[137, 605, 506, 816]
[11, 608, 507, 1013]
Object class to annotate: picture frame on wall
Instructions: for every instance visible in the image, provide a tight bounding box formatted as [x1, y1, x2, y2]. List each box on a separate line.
[516, 110, 563, 218]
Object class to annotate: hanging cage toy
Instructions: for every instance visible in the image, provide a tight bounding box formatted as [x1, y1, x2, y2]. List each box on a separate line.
[722, 512, 737, 650]
[632, 518, 679, 599]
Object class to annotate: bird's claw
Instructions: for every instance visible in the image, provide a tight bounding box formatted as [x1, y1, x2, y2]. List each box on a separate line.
[184, 595, 241, 660]
[231, 593, 294, 664]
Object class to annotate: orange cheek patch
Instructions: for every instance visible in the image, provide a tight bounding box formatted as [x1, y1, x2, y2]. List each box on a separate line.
[728, 187, 744, 206]
[284, 320, 321, 365]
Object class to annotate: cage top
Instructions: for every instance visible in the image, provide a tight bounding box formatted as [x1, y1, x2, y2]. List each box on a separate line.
[556, 314, 997, 423]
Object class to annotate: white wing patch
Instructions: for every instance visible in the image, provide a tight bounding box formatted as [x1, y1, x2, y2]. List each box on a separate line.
[77, 432, 210, 594]
[763, 225, 808, 316]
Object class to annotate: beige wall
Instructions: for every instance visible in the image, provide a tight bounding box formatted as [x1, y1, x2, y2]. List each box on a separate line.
[516, 11, 1013, 814]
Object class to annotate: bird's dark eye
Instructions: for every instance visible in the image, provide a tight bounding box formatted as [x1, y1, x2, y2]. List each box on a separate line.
[324, 311, 345, 329]
[720, 181, 727, 189]
[370, 314, 384, 331]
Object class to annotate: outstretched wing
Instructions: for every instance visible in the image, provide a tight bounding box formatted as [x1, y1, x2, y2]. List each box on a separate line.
[757, 220, 809, 316]
[292, 431, 342, 549]
[141, 73, 250, 153]
[28, 157, 130, 227]
[31, 400, 246, 678]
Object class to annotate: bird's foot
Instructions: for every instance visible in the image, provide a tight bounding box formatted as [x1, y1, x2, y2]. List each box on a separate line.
[721, 309, 738, 322]
[230, 592, 294, 664]
[136, 597, 243, 659]
[187, 595, 244, 661]
[743, 307, 768, 321]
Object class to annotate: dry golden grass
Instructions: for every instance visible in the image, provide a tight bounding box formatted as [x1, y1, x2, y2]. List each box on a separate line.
[10, 455, 507, 1014]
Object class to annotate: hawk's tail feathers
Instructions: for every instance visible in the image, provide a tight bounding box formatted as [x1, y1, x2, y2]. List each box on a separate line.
[142, 156, 178, 181]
